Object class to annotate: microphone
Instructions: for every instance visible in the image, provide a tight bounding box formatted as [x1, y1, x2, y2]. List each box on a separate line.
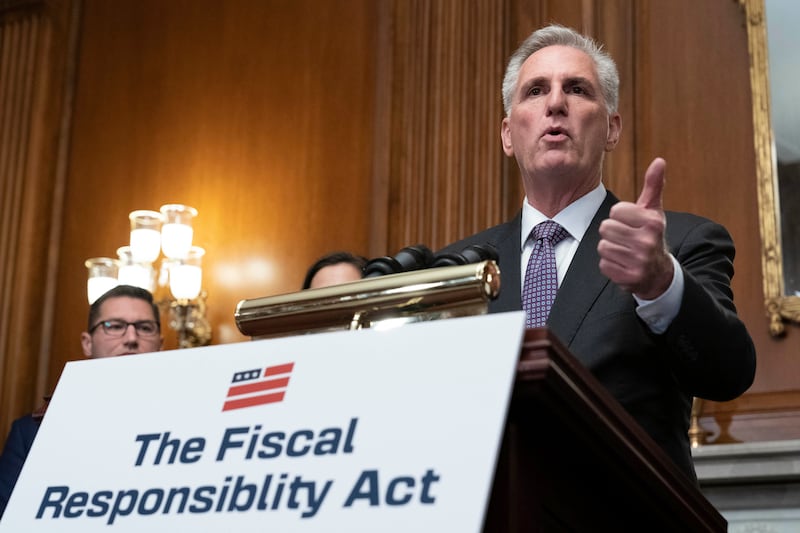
[363, 245, 435, 278]
[430, 243, 499, 268]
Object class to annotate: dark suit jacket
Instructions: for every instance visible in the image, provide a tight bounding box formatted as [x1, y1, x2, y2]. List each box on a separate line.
[0, 414, 40, 517]
[440, 191, 756, 480]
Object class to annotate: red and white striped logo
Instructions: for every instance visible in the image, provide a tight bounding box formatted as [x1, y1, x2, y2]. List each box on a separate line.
[222, 362, 294, 412]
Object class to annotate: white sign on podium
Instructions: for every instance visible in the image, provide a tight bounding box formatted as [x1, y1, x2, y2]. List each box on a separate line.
[0, 312, 525, 532]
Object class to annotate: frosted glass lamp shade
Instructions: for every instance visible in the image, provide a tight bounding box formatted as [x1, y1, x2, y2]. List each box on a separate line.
[116, 246, 155, 292]
[169, 246, 204, 300]
[160, 204, 197, 259]
[85, 257, 120, 304]
[129, 210, 162, 263]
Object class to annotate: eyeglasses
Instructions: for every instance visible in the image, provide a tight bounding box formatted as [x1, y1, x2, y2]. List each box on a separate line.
[89, 319, 160, 338]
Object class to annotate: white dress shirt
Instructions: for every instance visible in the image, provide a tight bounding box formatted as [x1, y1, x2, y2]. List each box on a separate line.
[519, 183, 684, 334]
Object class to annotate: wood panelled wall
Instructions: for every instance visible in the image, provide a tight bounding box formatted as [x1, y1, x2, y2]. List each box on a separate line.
[0, 0, 76, 435]
[1, 0, 798, 445]
[53, 0, 380, 373]
[386, 0, 510, 249]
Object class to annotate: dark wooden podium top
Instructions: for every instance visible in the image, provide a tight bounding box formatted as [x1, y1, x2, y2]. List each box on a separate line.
[483, 328, 725, 532]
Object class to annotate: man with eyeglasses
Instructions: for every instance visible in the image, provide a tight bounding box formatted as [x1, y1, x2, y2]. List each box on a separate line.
[0, 284, 162, 517]
[80, 285, 163, 357]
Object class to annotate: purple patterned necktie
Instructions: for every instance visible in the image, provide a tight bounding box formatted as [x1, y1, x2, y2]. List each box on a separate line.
[522, 220, 570, 328]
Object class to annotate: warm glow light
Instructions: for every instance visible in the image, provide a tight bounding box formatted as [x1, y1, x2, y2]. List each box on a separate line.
[170, 264, 202, 300]
[86, 206, 210, 348]
[129, 210, 162, 263]
[87, 277, 118, 304]
[160, 204, 197, 259]
[161, 223, 194, 259]
[85, 257, 120, 304]
[169, 246, 204, 300]
[118, 264, 154, 291]
[117, 246, 155, 292]
[130, 229, 161, 262]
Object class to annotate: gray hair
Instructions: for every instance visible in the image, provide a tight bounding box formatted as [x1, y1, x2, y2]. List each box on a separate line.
[502, 24, 619, 116]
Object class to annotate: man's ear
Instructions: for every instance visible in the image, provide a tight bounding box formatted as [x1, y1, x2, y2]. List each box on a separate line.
[80, 332, 93, 357]
[501, 117, 515, 156]
[605, 112, 622, 151]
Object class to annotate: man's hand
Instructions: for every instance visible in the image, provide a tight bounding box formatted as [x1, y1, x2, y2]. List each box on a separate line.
[598, 157, 673, 300]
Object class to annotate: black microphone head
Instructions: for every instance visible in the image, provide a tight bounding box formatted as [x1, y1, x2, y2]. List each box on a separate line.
[460, 243, 499, 264]
[429, 252, 465, 268]
[363, 257, 402, 278]
[362, 244, 434, 278]
[393, 244, 434, 272]
[430, 243, 498, 268]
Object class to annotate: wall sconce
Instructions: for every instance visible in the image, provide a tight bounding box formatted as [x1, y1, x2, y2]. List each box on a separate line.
[85, 204, 211, 349]
[85, 257, 121, 305]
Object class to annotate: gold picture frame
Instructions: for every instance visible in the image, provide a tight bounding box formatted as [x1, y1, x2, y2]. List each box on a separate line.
[741, 0, 800, 335]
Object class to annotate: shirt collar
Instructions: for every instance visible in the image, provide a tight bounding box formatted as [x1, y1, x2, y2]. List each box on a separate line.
[520, 182, 606, 249]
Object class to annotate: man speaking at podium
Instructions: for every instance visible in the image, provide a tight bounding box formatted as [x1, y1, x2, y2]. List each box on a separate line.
[439, 24, 756, 481]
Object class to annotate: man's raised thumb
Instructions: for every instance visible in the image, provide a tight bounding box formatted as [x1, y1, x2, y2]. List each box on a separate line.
[636, 157, 666, 210]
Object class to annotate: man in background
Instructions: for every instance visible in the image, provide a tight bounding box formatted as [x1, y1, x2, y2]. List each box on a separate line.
[0, 284, 163, 517]
[439, 24, 756, 481]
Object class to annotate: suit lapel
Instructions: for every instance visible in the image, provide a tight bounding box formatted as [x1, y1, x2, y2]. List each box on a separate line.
[547, 192, 617, 345]
[489, 212, 522, 313]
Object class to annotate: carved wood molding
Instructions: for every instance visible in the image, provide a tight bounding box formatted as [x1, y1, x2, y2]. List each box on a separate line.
[700, 389, 800, 443]
[738, 0, 799, 336]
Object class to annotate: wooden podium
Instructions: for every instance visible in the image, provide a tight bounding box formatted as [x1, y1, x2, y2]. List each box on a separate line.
[233, 266, 724, 531]
[485, 328, 725, 532]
